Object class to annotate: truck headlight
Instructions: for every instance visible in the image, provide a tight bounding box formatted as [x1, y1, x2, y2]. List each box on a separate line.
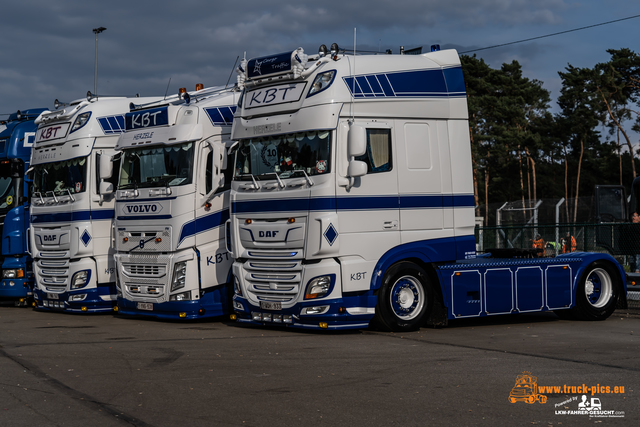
[308, 70, 336, 97]
[304, 275, 332, 299]
[3, 269, 24, 279]
[71, 270, 90, 289]
[170, 291, 191, 301]
[233, 275, 242, 296]
[71, 112, 91, 132]
[171, 262, 187, 292]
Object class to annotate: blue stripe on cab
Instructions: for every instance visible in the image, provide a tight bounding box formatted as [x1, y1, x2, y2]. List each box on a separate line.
[178, 209, 230, 246]
[31, 209, 114, 224]
[232, 194, 474, 214]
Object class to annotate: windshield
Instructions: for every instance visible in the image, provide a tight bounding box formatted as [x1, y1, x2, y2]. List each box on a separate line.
[32, 157, 87, 196]
[0, 162, 16, 210]
[119, 142, 194, 189]
[234, 130, 331, 180]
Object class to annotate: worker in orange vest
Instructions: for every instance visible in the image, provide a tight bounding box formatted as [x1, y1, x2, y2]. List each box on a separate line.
[532, 234, 545, 257]
[562, 232, 577, 253]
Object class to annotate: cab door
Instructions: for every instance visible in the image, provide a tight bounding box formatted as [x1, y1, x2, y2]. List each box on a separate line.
[336, 120, 400, 291]
[195, 138, 232, 289]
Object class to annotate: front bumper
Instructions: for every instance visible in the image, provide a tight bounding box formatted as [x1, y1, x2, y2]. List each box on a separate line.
[116, 283, 232, 320]
[34, 285, 116, 313]
[232, 293, 376, 330]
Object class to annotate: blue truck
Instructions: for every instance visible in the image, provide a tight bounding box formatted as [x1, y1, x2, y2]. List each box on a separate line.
[0, 108, 46, 305]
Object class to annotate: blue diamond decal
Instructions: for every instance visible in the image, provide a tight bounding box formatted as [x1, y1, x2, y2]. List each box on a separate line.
[80, 230, 92, 247]
[324, 223, 338, 246]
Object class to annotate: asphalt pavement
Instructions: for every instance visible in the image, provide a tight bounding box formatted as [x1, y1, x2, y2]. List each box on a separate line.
[0, 304, 637, 426]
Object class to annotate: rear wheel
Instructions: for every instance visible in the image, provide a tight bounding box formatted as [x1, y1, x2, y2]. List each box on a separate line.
[571, 261, 620, 321]
[372, 262, 433, 332]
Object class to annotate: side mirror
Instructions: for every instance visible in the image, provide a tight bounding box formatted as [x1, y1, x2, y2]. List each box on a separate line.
[100, 181, 114, 196]
[347, 124, 366, 157]
[347, 160, 367, 178]
[99, 154, 113, 180]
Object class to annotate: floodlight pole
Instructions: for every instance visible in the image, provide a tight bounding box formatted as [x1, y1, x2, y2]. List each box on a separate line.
[93, 27, 106, 97]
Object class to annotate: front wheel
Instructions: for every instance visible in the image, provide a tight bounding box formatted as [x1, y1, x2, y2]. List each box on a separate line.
[571, 261, 620, 321]
[372, 262, 433, 332]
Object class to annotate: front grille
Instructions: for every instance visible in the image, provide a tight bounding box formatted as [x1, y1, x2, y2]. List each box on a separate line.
[116, 253, 171, 301]
[124, 264, 166, 277]
[243, 259, 302, 303]
[36, 258, 69, 292]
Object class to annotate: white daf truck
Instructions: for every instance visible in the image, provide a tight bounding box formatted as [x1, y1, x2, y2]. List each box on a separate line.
[109, 86, 240, 319]
[30, 94, 161, 312]
[227, 45, 627, 331]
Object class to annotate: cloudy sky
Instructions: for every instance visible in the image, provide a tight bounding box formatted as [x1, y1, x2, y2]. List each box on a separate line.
[1, 0, 638, 115]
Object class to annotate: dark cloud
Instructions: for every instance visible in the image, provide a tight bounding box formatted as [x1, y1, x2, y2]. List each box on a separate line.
[0, 0, 637, 114]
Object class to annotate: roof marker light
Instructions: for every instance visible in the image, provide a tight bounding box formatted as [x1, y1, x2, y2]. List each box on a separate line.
[195, 83, 204, 91]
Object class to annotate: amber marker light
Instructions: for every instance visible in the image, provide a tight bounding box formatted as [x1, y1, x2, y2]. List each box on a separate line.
[245, 219, 252, 224]
[155, 237, 162, 243]
[205, 202, 212, 209]
[195, 83, 204, 91]
[123, 237, 129, 243]
[288, 218, 295, 224]
[455, 272, 461, 276]
[179, 87, 187, 94]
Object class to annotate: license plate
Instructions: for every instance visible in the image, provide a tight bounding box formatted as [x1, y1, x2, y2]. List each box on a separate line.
[46, 293, 59, 300]
[137, 302, 153, 311]
[260, 301, 281, 310]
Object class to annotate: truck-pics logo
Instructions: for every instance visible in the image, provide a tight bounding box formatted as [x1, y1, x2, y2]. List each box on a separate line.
[508, 372, 547, 404]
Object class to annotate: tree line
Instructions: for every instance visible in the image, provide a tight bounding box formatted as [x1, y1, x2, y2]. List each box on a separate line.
[462, 48, 640, 225]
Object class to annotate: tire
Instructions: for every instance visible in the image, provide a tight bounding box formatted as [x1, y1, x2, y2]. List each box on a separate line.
[372, 262, 433, 332]
[571, 261, 620, 321]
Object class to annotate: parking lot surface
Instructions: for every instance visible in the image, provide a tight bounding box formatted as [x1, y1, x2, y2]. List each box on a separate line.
[0, 305, 637, 426]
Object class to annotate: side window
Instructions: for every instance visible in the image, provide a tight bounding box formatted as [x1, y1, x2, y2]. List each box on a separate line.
[206, 150, 232, 195]
[355, 129, 392, 173]
[205, 151, 213, 194]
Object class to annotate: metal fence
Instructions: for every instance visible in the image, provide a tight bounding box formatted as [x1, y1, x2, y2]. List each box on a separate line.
[475, 223, 640, 309]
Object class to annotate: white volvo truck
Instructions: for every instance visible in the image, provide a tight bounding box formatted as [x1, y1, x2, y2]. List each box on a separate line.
[30, 94, 161, 312]
[110, 86, 239, 319]
[227, 45, 627, 331]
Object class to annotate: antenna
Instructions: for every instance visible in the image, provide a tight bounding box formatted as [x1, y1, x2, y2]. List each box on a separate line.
[163, 78, 172, 100]
[351, 27, 356, 122]
[225, 56, 240, 88]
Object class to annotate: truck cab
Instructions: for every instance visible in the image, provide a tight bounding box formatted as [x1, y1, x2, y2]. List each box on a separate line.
[227, 45, 627, 331]
[30, 95, 161, 312]
[0, 109, 46, 304]
[112, 86, 240, 319]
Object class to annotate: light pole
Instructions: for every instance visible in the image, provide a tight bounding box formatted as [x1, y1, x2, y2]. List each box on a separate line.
[93, 27, 106, 96]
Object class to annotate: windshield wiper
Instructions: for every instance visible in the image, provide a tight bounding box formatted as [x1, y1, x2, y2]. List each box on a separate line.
[64, 188, 75, 202]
